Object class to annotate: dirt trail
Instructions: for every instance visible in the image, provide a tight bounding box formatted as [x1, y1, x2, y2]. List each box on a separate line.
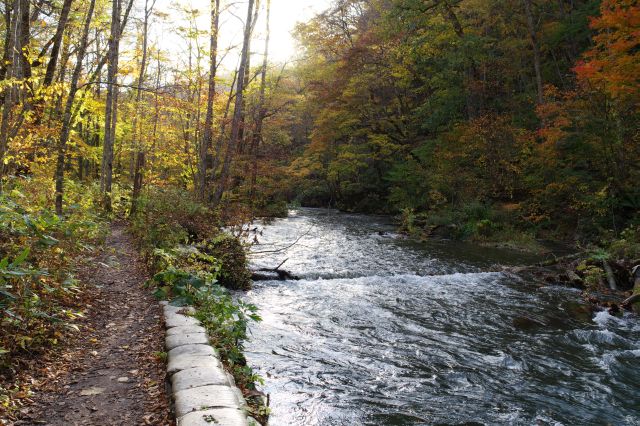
[17, 223, 172, 426]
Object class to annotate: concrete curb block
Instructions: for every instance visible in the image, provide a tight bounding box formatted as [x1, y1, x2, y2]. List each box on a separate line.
[160, 301, 261, 426]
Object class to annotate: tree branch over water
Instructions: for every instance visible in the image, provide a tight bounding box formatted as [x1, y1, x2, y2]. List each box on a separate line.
[250, 226, 314, 256]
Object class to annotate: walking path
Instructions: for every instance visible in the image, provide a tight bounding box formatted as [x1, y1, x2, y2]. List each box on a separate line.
[17, 223, 173, 425]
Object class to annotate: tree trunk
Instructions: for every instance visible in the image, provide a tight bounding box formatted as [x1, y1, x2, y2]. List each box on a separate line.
[0, 0, 13, 82]
[54, 0, 96, 215]
[523, 0, 544, 105]
[100, 0, 117, 208]
[44, 0, 74, 87]
[198, 0, 220, 200]
[212, 0, 255, 205]
[0, 0, 24, 179]
[150, 49, 161, 166]
[17, 0, 30, 81]
[101, 0, 124, 211]
[210, 69, 238, 181]
[237, 0, 261, 155]
[131, 0, 155, 215]
[250, 0, 271, 205]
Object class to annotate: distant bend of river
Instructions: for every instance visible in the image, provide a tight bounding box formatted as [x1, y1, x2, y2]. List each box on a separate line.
[244, 208, 640, 426]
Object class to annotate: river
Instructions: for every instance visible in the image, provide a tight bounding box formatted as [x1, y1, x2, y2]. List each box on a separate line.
[244, 208, 640, 425]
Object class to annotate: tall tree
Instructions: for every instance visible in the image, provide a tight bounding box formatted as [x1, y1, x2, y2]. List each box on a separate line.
[249, 0, 271, 203]
[100, 0, 134, 210]
[523, 0, 544, 104]
[237, 0, 261, 154]
[131, 0, 157, 213]
[43, 0, 74, 87]
[54, 0, 97, 214]
[212, 0, 255, 204]
[0, 0, 27, 179]
[198, 0, 220, 200]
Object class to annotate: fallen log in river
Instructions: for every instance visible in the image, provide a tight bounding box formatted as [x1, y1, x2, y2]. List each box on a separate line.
[251, 258, 300, 281]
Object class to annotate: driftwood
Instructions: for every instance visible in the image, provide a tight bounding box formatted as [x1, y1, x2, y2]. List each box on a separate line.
[622, 265, 640, 309]
[535, 252, 582, 267]
[621, 265, 640, 312]
[251, 258, 299, 281]
[622, 293, 640, 307]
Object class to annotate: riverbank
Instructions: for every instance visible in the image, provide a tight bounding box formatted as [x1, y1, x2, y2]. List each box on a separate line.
[0, 183, 268, 424]
[128, 187, 269, 423]
[514, 249, 640, 316]
[389, 205, 640, 313]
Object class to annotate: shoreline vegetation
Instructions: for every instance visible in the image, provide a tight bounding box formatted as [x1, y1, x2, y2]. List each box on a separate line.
[128, 187, 270, 424]
[393, 204, 640, 316]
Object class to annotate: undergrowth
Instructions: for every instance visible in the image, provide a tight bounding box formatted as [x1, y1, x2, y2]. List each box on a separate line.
[0, 176, 107, 416]
[131, 186, 268, 421]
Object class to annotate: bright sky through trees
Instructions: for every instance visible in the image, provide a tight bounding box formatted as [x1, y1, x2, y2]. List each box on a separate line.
[153, 0, 331, 70]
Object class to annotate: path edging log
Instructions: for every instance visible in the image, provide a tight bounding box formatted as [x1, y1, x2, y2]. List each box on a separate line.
[161, 302, 261, 426]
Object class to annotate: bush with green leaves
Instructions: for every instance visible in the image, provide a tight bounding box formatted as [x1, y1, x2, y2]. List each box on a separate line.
[130, 188, 251, 290]
[149, 265, 264, 394]
[129, 187, 220, 254]
[0, 178, 107, 375]
[198, 235, 252, 291]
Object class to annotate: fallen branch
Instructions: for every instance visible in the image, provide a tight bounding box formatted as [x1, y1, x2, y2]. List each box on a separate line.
[251, 258, 299, 281]
[622, 293, 640, 307]
[250, 227, 314, 256]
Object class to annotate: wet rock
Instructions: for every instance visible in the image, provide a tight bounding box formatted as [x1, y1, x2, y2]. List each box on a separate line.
[512, 316, 545, 330]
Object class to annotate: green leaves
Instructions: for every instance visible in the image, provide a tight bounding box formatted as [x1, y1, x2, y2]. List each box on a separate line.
[0, 181, 106, 365]
[148, 258, 262, 389]
[1, 249, 44, 285]
[150, 267, 211, 306]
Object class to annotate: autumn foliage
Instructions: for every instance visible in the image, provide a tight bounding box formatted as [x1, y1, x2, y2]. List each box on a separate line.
[282, 0, 640, 244]
[574, 0, 640, 105]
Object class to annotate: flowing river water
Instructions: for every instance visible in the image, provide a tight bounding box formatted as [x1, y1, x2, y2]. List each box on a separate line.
[244, 208, 640, 425]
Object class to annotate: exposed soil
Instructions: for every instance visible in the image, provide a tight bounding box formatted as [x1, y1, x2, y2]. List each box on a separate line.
[12, 222, 173, 426]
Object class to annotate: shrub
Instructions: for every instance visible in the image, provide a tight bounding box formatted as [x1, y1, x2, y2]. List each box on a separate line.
[148, 265, 265, 411]
[130, 187, 220, 254]
[199, 235, 252, 291]
[0, 178, 106, 374]
[607, 226, 640, 260]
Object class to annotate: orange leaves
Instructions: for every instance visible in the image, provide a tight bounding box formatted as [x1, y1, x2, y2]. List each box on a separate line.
[575, 0, 640, 106]
[536, 85, 575, 151]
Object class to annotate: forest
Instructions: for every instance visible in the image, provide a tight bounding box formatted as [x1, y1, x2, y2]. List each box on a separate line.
[0, 0, 638, 423]
[289, 0, 639, 248]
